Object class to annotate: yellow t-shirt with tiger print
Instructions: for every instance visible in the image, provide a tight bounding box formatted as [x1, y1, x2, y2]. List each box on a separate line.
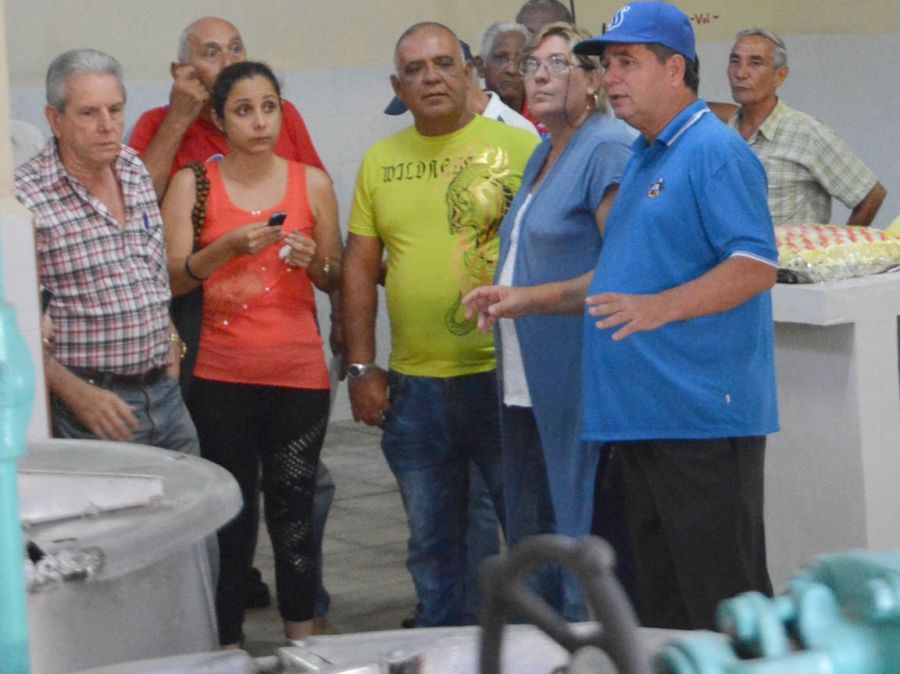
[349, 114, 538, 377]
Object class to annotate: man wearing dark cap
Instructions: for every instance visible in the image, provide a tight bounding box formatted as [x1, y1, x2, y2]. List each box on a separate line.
[575, 2, 778, 630]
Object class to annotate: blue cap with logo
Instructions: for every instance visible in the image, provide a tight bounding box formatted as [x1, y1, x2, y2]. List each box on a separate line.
[573, 2, 696, 63]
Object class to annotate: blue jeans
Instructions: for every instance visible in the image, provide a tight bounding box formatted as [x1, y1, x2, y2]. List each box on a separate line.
[51, 371, 200, 456]
[465, 464, 500, 623]
[382, 370, 505, 627]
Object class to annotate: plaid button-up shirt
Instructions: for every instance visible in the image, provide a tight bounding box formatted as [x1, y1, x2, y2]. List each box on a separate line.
[15, 140, 172, 374]
[729, 100, 877, 226]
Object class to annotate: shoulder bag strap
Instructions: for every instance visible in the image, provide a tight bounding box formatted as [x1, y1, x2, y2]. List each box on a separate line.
[185, 161, 210, 247]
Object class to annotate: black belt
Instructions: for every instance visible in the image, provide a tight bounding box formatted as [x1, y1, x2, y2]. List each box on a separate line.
[69, 366, 167, 386]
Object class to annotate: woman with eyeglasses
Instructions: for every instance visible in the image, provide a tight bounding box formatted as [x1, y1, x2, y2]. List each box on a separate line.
[464, 22, 635, 620]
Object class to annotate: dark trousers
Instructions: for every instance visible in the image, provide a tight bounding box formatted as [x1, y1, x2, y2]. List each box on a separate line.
[609, 437, 773, 630]
[592, 446, 637, 608]
[188, 378, 329, 645]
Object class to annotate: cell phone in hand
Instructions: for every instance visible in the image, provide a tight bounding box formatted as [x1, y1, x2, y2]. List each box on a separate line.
[267, 211, 287, 227]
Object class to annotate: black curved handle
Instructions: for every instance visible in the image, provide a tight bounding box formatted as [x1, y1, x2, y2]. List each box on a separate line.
[479, 534, 651, 674]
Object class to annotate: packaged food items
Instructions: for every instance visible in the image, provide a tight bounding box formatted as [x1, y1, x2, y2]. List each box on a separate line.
[776, 224, 900, 283]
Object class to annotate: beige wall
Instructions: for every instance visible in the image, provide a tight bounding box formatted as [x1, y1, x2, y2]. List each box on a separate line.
[7, 1, 898, 86]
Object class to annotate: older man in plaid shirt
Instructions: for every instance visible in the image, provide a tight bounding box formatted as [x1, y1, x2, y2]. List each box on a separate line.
[15, 48, 199, 454]
[727, 28, 886, 227]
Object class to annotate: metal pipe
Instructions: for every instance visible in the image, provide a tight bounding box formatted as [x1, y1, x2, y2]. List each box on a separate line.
[479, 534, 651, 674]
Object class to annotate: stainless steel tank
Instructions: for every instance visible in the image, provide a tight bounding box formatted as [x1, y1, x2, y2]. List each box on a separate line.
[21, 439, 241, 674]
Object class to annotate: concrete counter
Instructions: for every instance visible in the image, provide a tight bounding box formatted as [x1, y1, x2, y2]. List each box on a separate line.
[767, 275, 900, 585]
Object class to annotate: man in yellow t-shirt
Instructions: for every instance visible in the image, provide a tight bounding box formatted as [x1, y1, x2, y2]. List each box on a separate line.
[342, 22, 538, 627]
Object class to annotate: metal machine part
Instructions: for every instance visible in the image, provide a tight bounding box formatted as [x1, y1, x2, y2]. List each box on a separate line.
[658, 550, 900, 674]
[479, 535, 652, 674]
[279, 625, 575, 673]
[24, 544, 105, 591]
[70, 651, 277, 674]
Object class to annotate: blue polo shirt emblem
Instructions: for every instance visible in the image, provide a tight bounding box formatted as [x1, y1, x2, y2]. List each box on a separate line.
[647, 177, 664, 199]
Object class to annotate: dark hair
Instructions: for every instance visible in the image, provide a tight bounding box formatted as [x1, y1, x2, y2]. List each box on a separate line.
[210, 61, 281, 119]
[646, 43, 699, 94]
[516, 0, 574, 27]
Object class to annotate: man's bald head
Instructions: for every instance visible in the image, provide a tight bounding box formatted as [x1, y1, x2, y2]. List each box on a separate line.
[177, 17, 242, 64]
[175, 17, 246, 92]
[394, 21, 464, 70]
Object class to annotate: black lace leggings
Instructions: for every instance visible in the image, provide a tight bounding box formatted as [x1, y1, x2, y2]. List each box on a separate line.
[188, 377, 329, 645]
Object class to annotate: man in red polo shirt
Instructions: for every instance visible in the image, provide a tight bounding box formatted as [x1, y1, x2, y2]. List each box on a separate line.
[129, 16, 324, 199]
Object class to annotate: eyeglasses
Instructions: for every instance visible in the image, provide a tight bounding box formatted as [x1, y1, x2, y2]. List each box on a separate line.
[520, 54, 579, 77]
[486, 53, 519, 68]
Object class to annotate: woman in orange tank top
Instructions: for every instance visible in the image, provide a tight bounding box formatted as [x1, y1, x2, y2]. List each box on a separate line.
[162, 61, 342, 647]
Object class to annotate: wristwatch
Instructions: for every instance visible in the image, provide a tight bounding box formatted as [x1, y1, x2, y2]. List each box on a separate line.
[347, 362, 377, 380]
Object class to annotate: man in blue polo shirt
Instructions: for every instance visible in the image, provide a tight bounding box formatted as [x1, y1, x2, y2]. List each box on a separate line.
[574, 2, 779, 630]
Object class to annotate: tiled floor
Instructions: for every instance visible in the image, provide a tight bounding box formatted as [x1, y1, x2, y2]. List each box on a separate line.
[243, 421, 417, 655]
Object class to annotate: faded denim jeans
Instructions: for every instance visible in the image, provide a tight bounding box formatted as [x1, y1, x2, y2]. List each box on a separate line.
[52, 371, 200, 456]
[381, 370, 505, 627]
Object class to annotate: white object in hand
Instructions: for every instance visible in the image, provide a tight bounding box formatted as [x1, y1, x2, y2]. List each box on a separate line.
[278, 244, 292, 260]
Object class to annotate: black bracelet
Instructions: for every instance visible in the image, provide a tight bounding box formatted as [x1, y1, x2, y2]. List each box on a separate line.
[184, 254, 208, 282]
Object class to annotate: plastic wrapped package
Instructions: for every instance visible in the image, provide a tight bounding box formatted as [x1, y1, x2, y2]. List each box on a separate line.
[776, 224, 900, 283]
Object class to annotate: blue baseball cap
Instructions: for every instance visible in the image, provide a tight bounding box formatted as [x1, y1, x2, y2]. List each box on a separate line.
[574, 2, 696, 63]
[384, 40, 475, 116]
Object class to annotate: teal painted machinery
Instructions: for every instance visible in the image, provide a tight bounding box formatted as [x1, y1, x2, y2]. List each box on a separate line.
[659, 550, 900, 674]
[0, 278, 36, 673]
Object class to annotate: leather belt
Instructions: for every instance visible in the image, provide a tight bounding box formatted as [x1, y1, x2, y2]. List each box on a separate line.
[69, 366, 167, 386]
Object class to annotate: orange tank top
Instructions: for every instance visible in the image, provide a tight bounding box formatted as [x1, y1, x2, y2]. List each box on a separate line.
[193, 159, 329, 390]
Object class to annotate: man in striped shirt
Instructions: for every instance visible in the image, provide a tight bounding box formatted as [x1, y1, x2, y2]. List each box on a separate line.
[727, 28, 886, 226]
[15, 49, 198, 455]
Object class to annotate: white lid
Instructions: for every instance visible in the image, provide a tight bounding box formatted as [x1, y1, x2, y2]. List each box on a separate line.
[20, 439, 241, 579]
